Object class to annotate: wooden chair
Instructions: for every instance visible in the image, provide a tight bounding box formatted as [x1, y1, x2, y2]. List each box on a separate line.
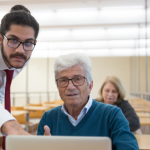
[28, 104, 45, 118]
[11, 106, 24, 111]
[128, 99, 150, 109]
[53, 100, 63, 105]
[44, 100, 63, 105]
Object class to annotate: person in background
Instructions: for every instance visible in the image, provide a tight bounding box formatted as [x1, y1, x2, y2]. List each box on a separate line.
[96, 76, 140, 132]
[37, 53, 139, 150]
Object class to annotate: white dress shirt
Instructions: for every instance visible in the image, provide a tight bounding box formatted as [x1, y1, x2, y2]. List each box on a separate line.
[0, 48, 29, 130]
[61, 95, 93, 126]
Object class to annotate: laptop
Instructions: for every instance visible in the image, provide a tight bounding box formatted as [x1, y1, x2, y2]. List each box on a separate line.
[6, 136, 111, 150]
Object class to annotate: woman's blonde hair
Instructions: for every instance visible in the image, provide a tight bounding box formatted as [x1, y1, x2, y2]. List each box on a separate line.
[98, 76, 125, 105]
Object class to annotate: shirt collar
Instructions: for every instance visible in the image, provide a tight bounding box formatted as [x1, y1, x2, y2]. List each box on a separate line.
[61, 95, 93, 116]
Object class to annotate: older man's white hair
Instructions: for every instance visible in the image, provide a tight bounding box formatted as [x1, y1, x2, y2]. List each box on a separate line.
[54, 53, 93, 85]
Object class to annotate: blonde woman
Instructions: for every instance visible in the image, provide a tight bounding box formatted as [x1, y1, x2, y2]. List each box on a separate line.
[97, 76, 140, 132]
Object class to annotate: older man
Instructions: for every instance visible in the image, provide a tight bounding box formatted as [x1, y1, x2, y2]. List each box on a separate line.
[37, 53, 139, 150]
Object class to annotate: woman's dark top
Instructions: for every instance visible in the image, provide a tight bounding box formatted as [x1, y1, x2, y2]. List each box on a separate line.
[118, 100, 140, 132]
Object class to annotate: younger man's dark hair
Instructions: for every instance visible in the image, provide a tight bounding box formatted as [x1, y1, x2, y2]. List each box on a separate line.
[10, 4, 31, 14]
[1, 10, 39, 39]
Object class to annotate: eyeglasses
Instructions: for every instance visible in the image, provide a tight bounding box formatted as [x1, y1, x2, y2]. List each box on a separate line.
[3, 35, 36, 51]
[56, 75, 86, 88]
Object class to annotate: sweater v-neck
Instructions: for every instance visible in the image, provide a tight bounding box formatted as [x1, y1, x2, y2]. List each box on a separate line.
[60, 100, 99, 129]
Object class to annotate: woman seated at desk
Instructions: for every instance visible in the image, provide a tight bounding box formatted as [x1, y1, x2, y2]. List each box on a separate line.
[96, 76, 140, 132]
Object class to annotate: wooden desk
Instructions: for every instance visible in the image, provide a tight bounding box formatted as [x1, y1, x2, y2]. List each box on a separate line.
[11, 110, 29, 132]
[24, 106, 49, 112]
[135, 135, 150, 150]
[24, 106, 50, 119]
[42, 103, 61, 108]
[135, 108, 150, 113]
[11, 110, 28, 116]
[140, 118, 150, 125]
[137, 112, 150, 118]
[132, 105, 148, 109]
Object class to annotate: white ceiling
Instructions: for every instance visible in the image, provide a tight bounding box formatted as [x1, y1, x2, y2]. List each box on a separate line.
[0, 0, 146, 11]
[0, 0, 149, 57]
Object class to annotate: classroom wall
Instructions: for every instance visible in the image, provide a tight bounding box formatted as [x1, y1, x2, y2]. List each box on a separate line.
[11, 56, 131, 105]
[139, 56, 150, 93]
[131, 56, 150, 93]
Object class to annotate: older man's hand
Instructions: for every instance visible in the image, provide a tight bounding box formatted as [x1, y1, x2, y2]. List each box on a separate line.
[44, 125, 51, 136]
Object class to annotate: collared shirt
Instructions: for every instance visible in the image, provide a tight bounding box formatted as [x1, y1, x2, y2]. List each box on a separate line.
[61, 95, 93, 126]
[0, 48, 29, 130]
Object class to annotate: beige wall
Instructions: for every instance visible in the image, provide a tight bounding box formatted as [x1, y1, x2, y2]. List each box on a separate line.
[148, 56, 150, 91]
[131, 56, 150, 93]
[140, 57, 146, 92]
[11, 56, 132, 105]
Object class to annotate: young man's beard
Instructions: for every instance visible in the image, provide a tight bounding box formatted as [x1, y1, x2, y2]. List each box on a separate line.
[1, 44, 29, 69]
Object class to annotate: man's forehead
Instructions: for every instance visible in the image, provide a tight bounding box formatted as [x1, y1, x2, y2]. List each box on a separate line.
[5, 24, 35, 40]
[57, 65, 85, 78]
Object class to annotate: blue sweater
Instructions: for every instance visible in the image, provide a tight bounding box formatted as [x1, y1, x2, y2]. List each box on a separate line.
[37, 100, 139, 150]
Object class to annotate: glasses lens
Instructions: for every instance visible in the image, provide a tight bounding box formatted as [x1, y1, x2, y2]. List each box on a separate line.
[72, 76, 84, 86]
[57, 78, 68, 87]
[8, 39, 20, 48]
[24, 41, 35, 51]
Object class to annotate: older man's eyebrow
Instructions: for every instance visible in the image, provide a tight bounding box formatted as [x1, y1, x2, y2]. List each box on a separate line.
[58, 76, 68, 79]
[58, 75, 82, 79]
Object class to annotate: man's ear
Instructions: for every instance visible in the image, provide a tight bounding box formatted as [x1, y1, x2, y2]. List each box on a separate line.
[0, 34, 3, 46]
[88, 81, 93, 94]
